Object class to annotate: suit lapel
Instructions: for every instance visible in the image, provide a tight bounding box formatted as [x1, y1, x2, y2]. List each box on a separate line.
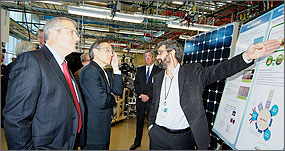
[154, 71, 164, 110]
[143, 66, 147, 86]
[41, 46, 77, 107]
[149, 65, 157, 78]
[178, 65, 185, 98]
[91, 61, 110, 90]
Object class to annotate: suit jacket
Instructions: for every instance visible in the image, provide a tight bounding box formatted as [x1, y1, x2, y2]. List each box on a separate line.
[79, 61, 123, 145]
[134, 65, 162, 103]
[148, 53, 253, 149]
[3, 45, 85, 150]
[74, 67, 82, 85]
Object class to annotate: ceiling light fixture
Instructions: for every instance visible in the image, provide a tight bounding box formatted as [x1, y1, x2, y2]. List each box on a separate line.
[119, 30, 144, 36]
[172, 1, 184, 5]
[67, 5, 111, 19]
[110, 43, 127, 47]
[35, 1, 62, 5]
[84, 26, 109, 32]
[113, 12, 144, 23]
[67, 5, 144, 24]
[167, 21, 216, 32]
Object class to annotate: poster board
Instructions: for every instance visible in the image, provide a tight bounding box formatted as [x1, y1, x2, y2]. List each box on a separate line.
[212, 4, 284, 150]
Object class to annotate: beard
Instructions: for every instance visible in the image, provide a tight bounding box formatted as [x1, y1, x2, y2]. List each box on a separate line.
[158, 53, 171, 69]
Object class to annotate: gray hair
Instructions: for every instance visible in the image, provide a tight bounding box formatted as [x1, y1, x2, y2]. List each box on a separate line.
[89, 38, 110, 60]
[157, 39, 184, 63]
[80, 53, 90, 62]
[143, 50, 153, 58]
[15, 41, 37, 57]
[43, 17, 77, 41]
[36, 29, 43, 38]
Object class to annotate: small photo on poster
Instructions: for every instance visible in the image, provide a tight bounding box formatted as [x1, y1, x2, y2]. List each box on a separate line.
[237, 86, 250, 100]
[241, 69, 255, 83]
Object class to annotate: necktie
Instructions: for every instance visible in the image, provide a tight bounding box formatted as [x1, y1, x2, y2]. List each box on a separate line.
[62, 61, 82, 133]
[146, 66, 150, 84]
[103, 69, 110, 86]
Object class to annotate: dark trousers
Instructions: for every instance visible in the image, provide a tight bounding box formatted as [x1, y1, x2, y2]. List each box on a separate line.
[82, 143, 109, 150]
[133, 99, 151, 145]
[149, 124, 196, 150]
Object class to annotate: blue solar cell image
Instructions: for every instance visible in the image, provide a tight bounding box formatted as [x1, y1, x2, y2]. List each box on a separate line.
[217, 38, 224, 48]
[218, 27, 225, 38]
[224, 36, 232, 47]
[225, 24, 234, 36]
[183, 23, 238, 146]
[205, 32, 211, 41]
[211, 30, 218, 40]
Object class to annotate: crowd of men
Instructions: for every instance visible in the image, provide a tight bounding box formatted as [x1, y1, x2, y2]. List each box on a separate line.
[1, 17, 280, 150]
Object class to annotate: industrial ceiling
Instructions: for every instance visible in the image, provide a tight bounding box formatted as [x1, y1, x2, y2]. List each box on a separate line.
[1, 1, 283, 53]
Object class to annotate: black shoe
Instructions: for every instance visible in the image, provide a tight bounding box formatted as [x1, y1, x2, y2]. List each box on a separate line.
[129, 144, 141, 150]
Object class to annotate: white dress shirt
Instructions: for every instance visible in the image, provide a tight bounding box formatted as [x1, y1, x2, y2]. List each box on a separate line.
[145, 64, 154, 75]
[155, 64, 190, 130]
[45, 44, 80, 102]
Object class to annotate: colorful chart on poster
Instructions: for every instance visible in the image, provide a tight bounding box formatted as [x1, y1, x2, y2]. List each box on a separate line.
[212, 4, 284, 150]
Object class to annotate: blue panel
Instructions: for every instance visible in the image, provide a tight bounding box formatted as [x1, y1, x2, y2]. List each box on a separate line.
[183, 24, 237, 149]
[207, 101, 214, 111]
[202, 52, 208, 60]
[192, 53, 197, 60]
[214, 48, 222, 59]
[218, 27, 226, 38]
[198, 44, 204, 52]
[217, 38, 224, 48]
[208, 51, 215, 59]
[210, 40, 216, 49]
[194, 37, 199, 44]
[197, 53, 202, 61]
[223, 36, 232, 48]
[204, 41, 210, 50]
[253, 36, 264, 44]
[225, 25, 234, 36]
[205, 32, 211, 41]
[272, 5, 284, 19]
[222, 48, 231, 58]
[200, 34, 205, 43]
[201, 61, 207, 67]
[216, 93, 222, 102]
[217, 82, 225, 91]
[211, 30, 218, 40]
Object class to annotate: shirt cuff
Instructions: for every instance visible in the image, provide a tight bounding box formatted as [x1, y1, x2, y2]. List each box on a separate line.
[242, 53, 253, 64]
[113, 71, 122, 75]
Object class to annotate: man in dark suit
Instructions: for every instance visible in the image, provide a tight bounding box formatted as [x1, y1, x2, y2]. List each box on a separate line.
[147, 39, 279, 150]
[79, 39, 123, 150]
[1, 53, 7, 128]
[36, 29, 45, 49]
[74, 53, 90, 85]
[3, 17, 84, 150]
[1, 41, 37, 128]
[130, 51, 162, 150]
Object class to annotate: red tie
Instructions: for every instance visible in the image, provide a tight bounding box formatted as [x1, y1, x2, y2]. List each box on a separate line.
[62, 61, 82, 133]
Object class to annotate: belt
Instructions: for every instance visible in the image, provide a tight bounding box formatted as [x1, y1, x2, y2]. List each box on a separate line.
[156, 124, 191, 134]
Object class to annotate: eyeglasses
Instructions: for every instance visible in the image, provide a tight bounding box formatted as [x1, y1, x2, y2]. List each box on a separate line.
[57, 28, 79, 37]
[157, 49, 168, 55]
[96, 47, 114, 54]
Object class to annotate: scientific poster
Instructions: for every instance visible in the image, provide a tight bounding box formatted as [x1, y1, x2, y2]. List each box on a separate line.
[213, 4, 284, 150]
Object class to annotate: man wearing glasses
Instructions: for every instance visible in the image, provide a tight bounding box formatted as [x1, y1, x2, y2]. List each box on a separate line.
[147, 39, 279, 150]
[79, 39, 123, 150]
[3, 17, 84, 149]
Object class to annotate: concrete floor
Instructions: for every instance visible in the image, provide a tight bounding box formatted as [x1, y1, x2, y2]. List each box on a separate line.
[1, 118, 149, 150]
